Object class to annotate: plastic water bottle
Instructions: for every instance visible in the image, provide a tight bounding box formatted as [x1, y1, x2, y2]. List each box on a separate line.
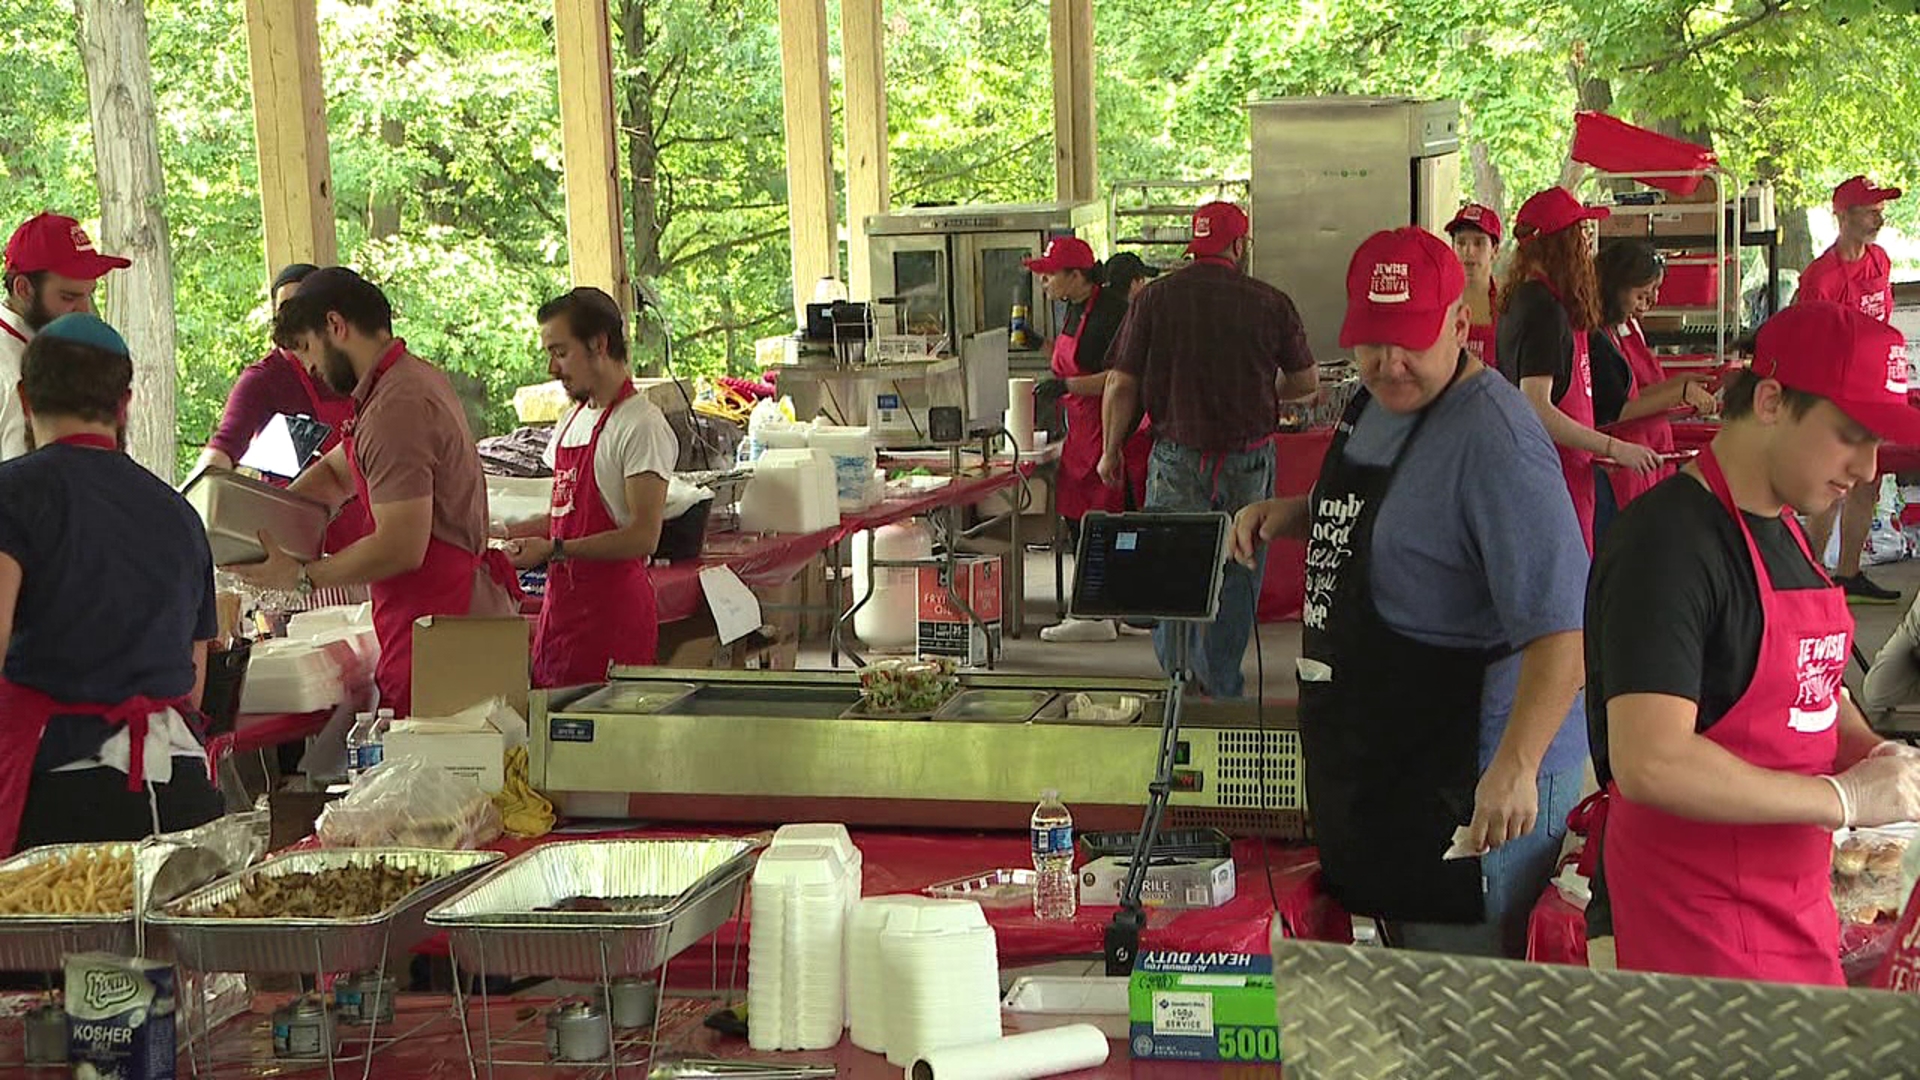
[1031, 790, 1077, 920]
[345, 712, 377, 782]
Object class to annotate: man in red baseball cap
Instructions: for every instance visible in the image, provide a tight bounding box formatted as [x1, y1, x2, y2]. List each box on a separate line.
[1586, 300, 1920, 985]
[1445, 204, 1503, 368]
[1229, 228, 1590, 957]
[1795, 175, 1904, 603]
[1101, 200, 1316, 697]
[0, 213, 131, 461]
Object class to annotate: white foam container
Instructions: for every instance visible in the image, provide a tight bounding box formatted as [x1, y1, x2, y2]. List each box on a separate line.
[1001, 975, 1130, 1039]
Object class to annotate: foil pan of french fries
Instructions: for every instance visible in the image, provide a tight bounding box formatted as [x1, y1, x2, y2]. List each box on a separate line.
[0, 843, 138, 969]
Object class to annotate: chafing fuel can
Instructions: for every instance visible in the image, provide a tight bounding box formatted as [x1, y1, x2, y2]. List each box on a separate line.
[334, 972, 397, 1026]
[596, 977, 658, 1030]
[276, 996, 332, 1059]
[546, 1000, 611, 1063]
[23, 1002, 67, 1066]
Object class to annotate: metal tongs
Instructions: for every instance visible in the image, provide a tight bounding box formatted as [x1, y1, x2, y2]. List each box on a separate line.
[647, 1059, 837, 1080]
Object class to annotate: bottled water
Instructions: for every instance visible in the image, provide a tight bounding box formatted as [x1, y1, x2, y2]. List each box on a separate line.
[346, 712, 379, 782]
[1030, 790, 1077, 920]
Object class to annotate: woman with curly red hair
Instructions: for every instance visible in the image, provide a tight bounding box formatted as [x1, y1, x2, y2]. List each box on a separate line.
[1497, 187, 1661, 552]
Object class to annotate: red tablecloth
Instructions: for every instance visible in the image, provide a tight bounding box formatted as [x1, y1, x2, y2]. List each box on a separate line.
[418, 824, 1345, 980]
[1257, 429, 1335, 623]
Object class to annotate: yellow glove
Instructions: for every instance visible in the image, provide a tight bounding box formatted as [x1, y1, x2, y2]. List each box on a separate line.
[492, 745, 556, 839]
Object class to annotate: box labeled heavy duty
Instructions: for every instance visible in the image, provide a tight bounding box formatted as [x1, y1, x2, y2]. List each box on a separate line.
[65, 953, 177, 1080]
[916, 555, 1002, 665]
[1079, 855, 1236, 909]
[1127, 951, 1278, 1063]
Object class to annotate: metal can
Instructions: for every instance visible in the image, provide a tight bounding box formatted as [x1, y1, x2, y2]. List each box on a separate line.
[545, 1000, 611, 1063]
[276, 996, 332, 1059]
[23, 1003, 67, 1066]
[334, 971, 397, 1026]
[595, 977, 658, 1030]
[270, 1002, 293, 1057]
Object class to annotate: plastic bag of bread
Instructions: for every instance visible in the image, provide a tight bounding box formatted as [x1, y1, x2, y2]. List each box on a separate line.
[1832, 829, 1911, 924]
[316, 758, 503, 850]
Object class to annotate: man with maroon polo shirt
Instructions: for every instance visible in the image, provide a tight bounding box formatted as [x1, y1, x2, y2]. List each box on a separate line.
[1099, 201, 1317, 697]
[0, 213, 131, 461]
[1797, 175, 1903, 604]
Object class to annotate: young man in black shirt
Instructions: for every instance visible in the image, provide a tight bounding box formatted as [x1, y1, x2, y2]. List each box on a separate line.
[1586, 301, 1920, 984]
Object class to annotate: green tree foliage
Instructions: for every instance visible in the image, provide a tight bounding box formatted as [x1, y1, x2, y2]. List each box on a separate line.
[3, 0, 1920, 471]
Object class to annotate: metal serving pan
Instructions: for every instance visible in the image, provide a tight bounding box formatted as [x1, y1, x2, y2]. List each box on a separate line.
[932, 689, 1052, 723]
[427, 838, 757, 979]
[180, 465, 330, 566]
[0, 842, 138, 971]
[150, 847, 501, 974]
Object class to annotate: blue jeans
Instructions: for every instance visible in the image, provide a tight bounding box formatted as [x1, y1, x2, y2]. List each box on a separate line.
[1389, 763, 1586, 959]
[1143, 439, 1275, 698]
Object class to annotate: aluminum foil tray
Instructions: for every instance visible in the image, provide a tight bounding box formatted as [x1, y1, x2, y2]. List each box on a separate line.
[0, 842, 137, 971]
[426, 838, 757, 979]
[925, 868, 1036, 907]
[150, 847, 501, 974]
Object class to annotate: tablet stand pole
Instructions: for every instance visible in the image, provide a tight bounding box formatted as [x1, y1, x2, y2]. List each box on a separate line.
[1104, 624, 1193, 975]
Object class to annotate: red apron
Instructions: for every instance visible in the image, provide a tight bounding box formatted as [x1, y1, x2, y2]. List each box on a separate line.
[284, 350, 373, 555]
[0, 433, 198, 855]
[1598, 319, 1677, 509]
[532, 383, 661, 687]
[1604, 446, 1848, 986]
[1051, 284, 1148, 518]
[0, 319, 26, 347]
[1536, 281, 1597, 552]
[346, 342, 520, 716]
[1465, 283, 1497, 370]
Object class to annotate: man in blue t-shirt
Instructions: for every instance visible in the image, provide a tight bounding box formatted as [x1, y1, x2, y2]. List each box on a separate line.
[1230, 227, 1590, 959]
[0, 314, 223, 853]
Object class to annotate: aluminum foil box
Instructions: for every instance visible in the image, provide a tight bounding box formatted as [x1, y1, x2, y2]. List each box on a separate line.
[1128, 951, 1279, 1063]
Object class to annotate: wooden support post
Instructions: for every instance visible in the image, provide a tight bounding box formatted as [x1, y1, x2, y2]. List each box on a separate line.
[1069, 0, 1096, 202]
[1050, 0, 1076, 203]
[779, 0, 836, 323]
[842, 0, 889, 302]
[74, 0, 179, 479]
[553, 0, 630, 313]
[242, 0, 337, 278]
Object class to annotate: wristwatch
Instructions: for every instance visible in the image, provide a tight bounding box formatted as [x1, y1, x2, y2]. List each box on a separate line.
[550, 537, 568, 564]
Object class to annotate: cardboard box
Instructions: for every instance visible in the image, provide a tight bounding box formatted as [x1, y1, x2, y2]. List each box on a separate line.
[384, 729, 506, 793]
[1079, 855, 1236, 909]
[657, 613, 798, 671]
[1128, 952, 1280, 1063]
[410, 616, 530, 719]
[916, 555, 1002, 666]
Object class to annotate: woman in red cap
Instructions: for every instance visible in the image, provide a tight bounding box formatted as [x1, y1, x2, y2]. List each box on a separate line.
[1445, 204, 1502, 372]
[1498, 187, 1660, 551]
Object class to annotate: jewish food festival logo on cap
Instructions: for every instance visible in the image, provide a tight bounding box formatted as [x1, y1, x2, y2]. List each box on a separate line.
[70, 224, 96, 252]
[1193, 216, 1212, 239]
[1367, 262, 1411, 304]
[1887, 342, 1910, 395]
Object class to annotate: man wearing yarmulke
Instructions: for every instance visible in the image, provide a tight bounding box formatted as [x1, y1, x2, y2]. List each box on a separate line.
[0, 313, 223, 853]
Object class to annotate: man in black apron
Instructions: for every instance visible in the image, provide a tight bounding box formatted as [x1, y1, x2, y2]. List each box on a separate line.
[1232, 228, 1591, 957]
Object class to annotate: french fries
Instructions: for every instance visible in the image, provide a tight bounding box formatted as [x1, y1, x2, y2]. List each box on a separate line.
[0, 848, 133, 916]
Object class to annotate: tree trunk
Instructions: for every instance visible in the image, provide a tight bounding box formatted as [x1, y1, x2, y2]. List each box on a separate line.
[73, 0, 178, 480]
[615, 0, 666, 373]
[369, 115, 404, 238]
[1466, 138, 1505, 219]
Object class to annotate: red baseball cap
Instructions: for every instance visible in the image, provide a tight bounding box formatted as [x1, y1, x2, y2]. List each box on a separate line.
[3, 213, 130, 279]
[1753, 300, 1920, 444]
[1445, 203, 1503, 244]
[1339, 227, 1467, 351]
[1022, 236, 1096, 274]
[1513, 187, 1609, 238]
[1187, 201, 1249, 258]
[1833, 175, 1902, 211]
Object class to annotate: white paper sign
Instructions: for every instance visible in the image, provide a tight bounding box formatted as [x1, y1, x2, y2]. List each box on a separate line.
[699, 565, 763, 646]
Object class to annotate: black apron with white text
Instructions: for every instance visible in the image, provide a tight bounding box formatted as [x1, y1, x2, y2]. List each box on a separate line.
[1298, 363, 1503, 924]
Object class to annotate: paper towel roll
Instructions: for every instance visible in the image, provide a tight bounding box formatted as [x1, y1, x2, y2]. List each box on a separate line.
[909, 1024, 1111, 1080]
[1006, 377, 1036, 451]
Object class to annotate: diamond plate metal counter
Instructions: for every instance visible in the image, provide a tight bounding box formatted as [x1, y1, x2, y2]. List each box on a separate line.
[1271, 939, 1920, 1079]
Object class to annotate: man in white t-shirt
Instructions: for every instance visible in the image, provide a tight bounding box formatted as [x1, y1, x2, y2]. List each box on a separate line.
[508, 287, 679, 685]
[0, 213, 131, 460]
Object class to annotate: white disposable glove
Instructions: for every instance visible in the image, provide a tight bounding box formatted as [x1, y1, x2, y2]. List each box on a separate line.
[1828, 753, 1920, 828]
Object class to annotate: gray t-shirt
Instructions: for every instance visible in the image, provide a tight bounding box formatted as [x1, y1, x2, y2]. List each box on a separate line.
[1339, 365, 1590, 775]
